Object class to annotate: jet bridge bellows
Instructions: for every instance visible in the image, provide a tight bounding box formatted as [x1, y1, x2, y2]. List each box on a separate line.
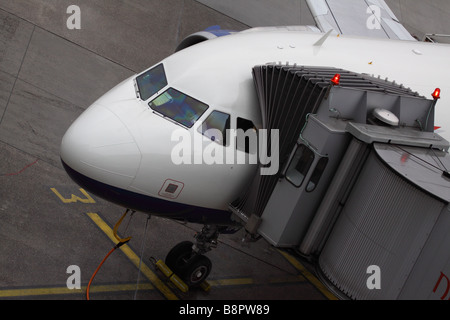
[230, 65, 330, 222]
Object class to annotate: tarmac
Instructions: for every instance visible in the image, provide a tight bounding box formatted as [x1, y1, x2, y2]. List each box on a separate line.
[0, 0, 335, 301]
[1, 0, 448, 303]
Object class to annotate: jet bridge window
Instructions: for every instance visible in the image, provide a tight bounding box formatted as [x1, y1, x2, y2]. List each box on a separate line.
[149, 88, 208, 128]
[306, 157, 328, 192]
[136, 64, 168, 101]
[198, 110, 230, 146]
[286, 144, 315, 188]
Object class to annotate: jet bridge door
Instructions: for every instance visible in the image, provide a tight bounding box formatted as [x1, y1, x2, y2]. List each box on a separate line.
[257, 115, 349, 247]
[256, 141, 326, 247]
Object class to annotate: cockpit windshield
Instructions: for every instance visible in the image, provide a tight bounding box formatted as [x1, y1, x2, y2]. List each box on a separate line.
[136, 64, 168, 101]
[149, 88, 208, 128]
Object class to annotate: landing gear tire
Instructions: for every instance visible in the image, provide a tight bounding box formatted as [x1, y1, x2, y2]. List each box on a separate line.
[165, 241, 194, 275]
[165, 241, 212, 287]
[181, 255, 212, 287]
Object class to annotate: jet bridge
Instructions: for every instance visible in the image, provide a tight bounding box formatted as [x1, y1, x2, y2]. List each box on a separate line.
[230, 64, 450, 299]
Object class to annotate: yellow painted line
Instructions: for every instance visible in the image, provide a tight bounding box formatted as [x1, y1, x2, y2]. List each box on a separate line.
[0, 287, 76, 298]
[0, 283, 154, 298]
[207, 274, 305, 287]
[0, 275, 307, 298]
[86, 213, 179, 300]
[50, 188, 96, 204]
[0, 273, 306, 298]
[0, 275, 306, 298]
[208, 278, 254, 286]
[278, 250, 338, 300]
[86, 283, 154, 294]
[267, 274, 306, 284]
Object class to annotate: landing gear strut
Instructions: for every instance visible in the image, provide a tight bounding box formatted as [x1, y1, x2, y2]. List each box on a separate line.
[165, 225, 223, 287]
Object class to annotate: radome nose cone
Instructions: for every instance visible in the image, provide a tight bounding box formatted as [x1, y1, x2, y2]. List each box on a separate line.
[61, 104, 141, 187]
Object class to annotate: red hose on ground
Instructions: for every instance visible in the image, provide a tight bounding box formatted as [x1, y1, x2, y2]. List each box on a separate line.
[86, 240, 129, 300]
[86, 246, 117, 300]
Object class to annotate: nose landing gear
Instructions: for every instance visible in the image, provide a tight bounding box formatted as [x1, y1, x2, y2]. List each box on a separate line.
[165, 240, 212, 287]
[165, 225, 223, 287]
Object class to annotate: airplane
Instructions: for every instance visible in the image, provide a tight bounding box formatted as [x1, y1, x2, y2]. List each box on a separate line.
[60, 0, 450, 289]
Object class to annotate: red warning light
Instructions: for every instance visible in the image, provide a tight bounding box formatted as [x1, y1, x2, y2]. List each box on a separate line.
[401, 153, 409, 163]
[331, 74, 340, 85]
[432, 88, 441, 100]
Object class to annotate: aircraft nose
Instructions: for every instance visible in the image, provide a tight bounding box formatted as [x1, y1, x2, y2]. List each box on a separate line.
[60, 104, 141, 188]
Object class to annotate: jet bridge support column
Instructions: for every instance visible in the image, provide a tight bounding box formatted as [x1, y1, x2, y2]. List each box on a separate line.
[298, 137, 370, 256]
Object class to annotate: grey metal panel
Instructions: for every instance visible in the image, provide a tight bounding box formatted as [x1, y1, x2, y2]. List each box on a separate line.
[319, 151, 445, 299]
[322, 85, 439, 133]
[347, 122, 450, 151]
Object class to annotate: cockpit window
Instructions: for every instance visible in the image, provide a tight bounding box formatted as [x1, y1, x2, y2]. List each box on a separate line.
[198, 110, 230, 146]
[149, 88, 208, 128]
[136, 64, 168, 101]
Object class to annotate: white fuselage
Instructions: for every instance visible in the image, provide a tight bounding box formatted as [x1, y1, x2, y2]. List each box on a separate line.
[61, 28, 450, 218]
